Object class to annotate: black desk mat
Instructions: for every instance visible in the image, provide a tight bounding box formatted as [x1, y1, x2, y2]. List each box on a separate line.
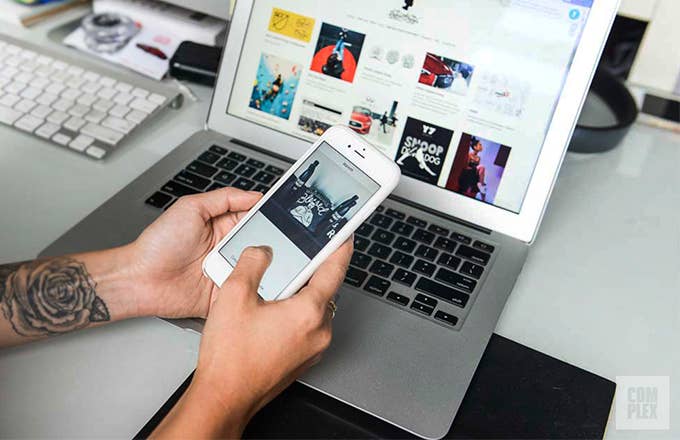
[137, 334, 615, 439]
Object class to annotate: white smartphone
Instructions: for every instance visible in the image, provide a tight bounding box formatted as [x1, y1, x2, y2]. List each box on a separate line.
[202, 126, 401, 301]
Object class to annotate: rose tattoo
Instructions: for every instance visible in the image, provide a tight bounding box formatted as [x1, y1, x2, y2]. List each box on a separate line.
[0, 257, 110, 337]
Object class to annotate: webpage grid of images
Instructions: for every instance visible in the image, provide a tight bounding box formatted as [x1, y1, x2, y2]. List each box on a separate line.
[229, 0, 591, 213]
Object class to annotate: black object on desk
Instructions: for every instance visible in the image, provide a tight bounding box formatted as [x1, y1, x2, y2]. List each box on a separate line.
[136, 334, 615, 439]
[169, 41, 222, 86]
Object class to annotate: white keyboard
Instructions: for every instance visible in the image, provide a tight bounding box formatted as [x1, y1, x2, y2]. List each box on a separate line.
[0, 35, 181, 159]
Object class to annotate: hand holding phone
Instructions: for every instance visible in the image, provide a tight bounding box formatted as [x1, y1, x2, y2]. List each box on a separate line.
[203, 126, 400, 300]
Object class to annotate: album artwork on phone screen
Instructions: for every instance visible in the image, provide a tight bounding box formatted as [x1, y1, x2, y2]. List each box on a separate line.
[259, 142, 379, 257]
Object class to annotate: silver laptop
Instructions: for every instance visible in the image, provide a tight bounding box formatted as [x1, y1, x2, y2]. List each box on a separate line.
[41, 0, 618, 437]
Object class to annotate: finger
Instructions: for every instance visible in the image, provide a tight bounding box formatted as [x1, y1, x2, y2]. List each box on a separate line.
[297, 238, 353, 307]
[218, 245, 273, 304]
[182, 187, 262, 221]
[211, 209, 257, 239]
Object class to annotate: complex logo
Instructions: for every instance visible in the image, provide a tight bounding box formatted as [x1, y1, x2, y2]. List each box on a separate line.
[395, 117, 452, 185]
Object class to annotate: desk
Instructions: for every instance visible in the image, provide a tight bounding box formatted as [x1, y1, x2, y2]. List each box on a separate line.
[1, 14, 679, 439]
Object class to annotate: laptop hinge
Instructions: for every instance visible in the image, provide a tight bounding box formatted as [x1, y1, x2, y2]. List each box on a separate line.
[229, 137, 492, 236]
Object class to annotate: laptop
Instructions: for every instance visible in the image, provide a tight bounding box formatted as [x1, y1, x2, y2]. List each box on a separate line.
[40, 0, 618, 438]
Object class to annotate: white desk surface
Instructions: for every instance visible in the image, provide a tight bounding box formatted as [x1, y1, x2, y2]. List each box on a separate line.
[1, 12, 679, 439]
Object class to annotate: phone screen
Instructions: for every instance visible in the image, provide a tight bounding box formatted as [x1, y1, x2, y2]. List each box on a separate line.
[219, 141, 380, 300]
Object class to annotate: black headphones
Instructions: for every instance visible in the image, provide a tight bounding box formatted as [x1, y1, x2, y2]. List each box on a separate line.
[568, 68, 639, 153]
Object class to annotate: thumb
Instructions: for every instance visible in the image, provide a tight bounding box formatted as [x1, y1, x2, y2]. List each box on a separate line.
[213, 245, 273, 307]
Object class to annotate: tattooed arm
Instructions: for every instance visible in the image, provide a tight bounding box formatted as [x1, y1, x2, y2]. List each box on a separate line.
[0, 187, 264, 348]
[0, 250, 140, 347]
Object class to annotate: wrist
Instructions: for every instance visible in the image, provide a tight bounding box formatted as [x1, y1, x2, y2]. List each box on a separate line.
[183, 372, 254, 437]
[77, 245, 147, 320]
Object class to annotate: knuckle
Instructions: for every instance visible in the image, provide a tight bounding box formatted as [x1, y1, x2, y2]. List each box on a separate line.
[317, 328, 332, 351]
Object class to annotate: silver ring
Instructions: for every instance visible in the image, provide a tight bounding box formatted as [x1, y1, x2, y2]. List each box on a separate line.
[327, 300, 337, 320]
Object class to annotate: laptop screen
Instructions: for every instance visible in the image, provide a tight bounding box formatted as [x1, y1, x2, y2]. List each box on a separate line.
[226, 0, 593, 213]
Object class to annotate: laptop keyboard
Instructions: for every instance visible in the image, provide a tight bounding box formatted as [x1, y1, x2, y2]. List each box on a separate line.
[145, 144, 497, 330]
[0, 36, 175, 159]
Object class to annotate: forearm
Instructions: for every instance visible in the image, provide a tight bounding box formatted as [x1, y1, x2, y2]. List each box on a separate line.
[0, 245, 145, 348]
[151, 375, 251, 439]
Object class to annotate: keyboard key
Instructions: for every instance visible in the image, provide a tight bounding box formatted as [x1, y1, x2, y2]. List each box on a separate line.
[148, 93, 166, 105]
[367, 243, 391, 259]
[406, 216, 427, 228]
[214, 171, 236, 185]
[412, 228, 435, 244]
[15, 98, 36, 113]
[131, 87, 149, 99]
[389, 251, 414, 269]
[372, 229, 395, 245]
[207, 183, 225, 191]
[460, 261, 484, 279]
[80, 122, 124, 146]
[428, 224, 449, 236]
[198, 150, 221, 164]
[386, 291, 410, 306]
[125, 109, 147, 124]
[216, 157, 239, 170]
[253, 171, 275, 184]
[129, 97, 157, 114]
[0, 105, 22, 125]
[415, 294, 438, 308]
[370, 213, 393, 229]
[435, 268, 477, 293]
[437, 253, 462, 270]
[433, 236, 457, 253]
[353, 236, 370, 252]
[413, 259, 436, 276]
[369, 260, 394, 277]
[246, 158, 265, 168]
[51, 132, 71, 145]
[14, 114, 43, 132]
[375, 205, 384, 212]
[145, 192, 173, 209]
[31, 104, 53, 118]
[473, 240, 495, 253]
[456, 245, 490, 265]
[253, 184, 269, 193]
[345, 267, 368, 287]
[35, 122, 60, 139]
[393, 236, 416, 253]
[209, 144, 228, 155]
[68, 134, 93, 152]
[265, 164, 284, 175]
[451, 232, 472, 244]
[356, 223, 374, 237]
[233, 177, 255, 190]
[363, 276, 390, 297]
[385, 208, 405, 220]
[227, 151, 246, 161]
[234, 164, 257, 177]
[410, 301, 434, 316]
[390, 221, 414, 237]
[161, 180, 198, 198]
[415, 278, 469, 308]
[434, 310, 459, 326]
[0, 94, 21, 108]
[350, 252, 372, 269]
[84, 109, 106, 124]
[102, 116, 135, 134]
[415, 244, 438, 261]
[392, 268, 416, 287]
[187, 160, 218, 178]
[63, 116, 86, 131]
[174, 170, 211, 190]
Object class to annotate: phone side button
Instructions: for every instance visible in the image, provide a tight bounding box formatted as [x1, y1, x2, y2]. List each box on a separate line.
[363, 276, 390, 297]
[344, 266, 368, 287]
